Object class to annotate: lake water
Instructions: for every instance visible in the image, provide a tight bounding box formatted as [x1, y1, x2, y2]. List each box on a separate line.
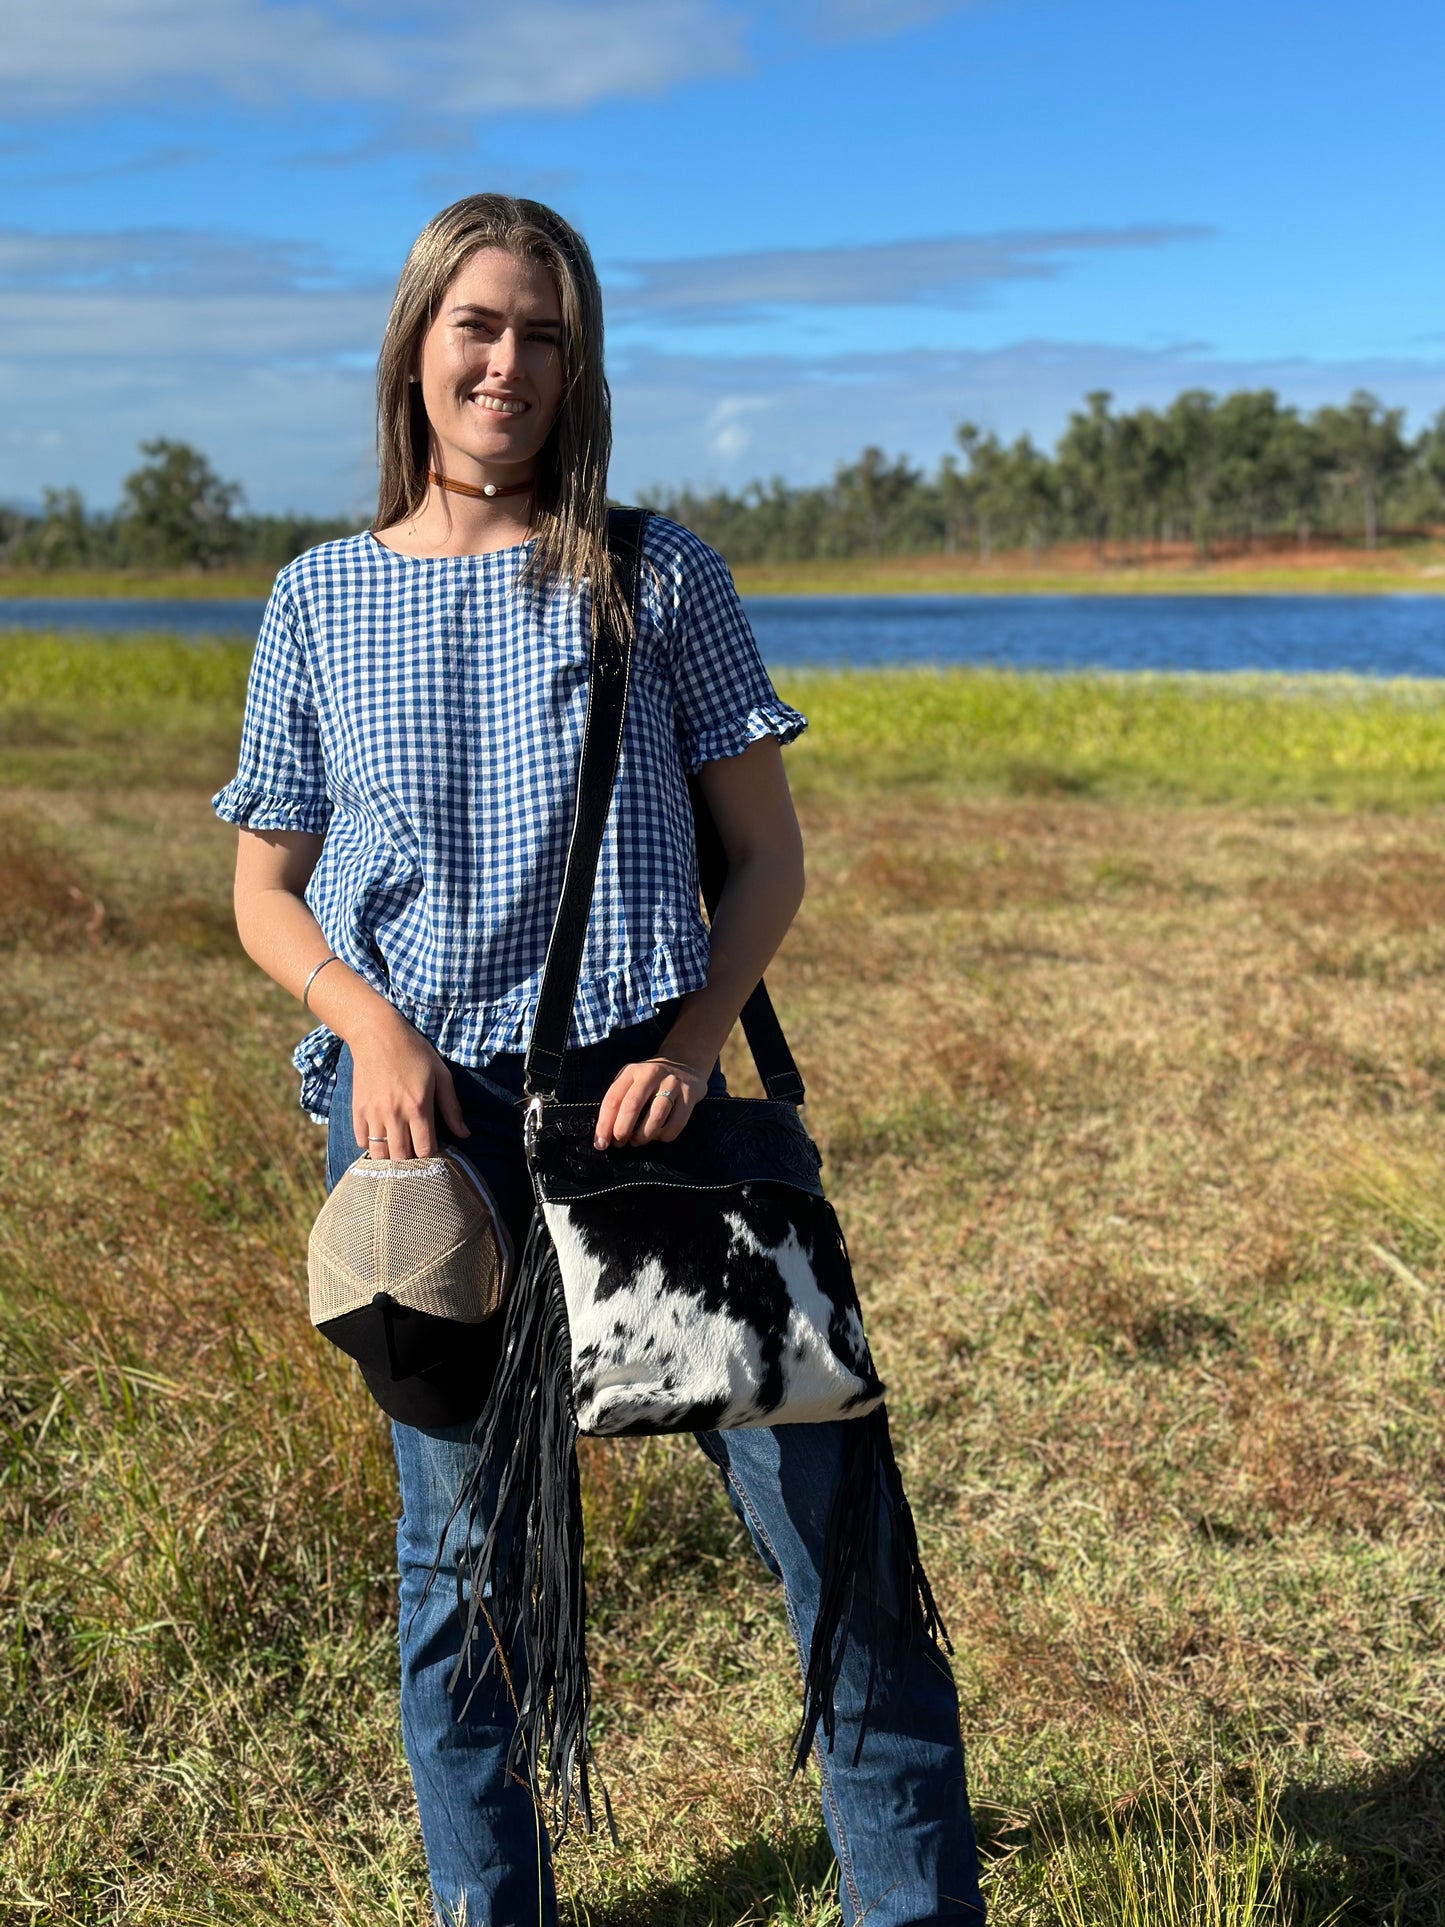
[2, 592, 1444, 678]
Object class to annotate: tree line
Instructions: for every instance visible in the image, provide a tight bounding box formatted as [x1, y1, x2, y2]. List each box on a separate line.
[0, 440, 358, 573]
[4, 389, 1444, 575]
[644, 388, 1445, 564]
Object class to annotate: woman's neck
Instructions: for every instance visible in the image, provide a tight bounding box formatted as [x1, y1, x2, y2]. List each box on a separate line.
[373, 477, 537, 558]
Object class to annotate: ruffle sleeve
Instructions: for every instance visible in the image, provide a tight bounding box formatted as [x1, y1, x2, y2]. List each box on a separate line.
[653, 522, 808, 773]
[212, 572, 333, 834]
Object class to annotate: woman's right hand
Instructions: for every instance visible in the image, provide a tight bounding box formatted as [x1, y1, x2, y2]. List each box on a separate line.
[348, 1006, 469, 1160]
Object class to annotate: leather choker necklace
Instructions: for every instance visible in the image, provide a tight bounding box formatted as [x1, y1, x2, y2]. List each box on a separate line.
[428, 469, 534, 502]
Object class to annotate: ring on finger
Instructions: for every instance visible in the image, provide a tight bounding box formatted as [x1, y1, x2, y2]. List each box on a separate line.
[656, 1086, 677, 1107]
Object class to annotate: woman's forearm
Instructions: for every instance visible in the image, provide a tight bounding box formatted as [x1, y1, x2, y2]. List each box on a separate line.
[234, 870, 467, 1157]
[234, 882, 402, 1047]
[659, 845, 805, 1074]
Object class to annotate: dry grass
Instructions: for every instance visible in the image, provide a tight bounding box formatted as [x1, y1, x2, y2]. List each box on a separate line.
[4, 664, 1445, 1922]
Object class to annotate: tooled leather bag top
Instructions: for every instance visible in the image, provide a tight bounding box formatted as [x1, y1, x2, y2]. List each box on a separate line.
[529, 1096, 825, 1202]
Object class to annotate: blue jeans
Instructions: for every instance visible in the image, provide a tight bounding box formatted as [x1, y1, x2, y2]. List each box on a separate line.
[327, 1020, 984, 1926]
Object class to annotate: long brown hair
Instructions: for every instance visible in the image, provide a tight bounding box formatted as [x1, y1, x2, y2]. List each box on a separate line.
[374, 194, 624, 636]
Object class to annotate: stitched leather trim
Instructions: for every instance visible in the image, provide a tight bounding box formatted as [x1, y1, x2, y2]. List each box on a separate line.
[530, 1096, 825, 1201]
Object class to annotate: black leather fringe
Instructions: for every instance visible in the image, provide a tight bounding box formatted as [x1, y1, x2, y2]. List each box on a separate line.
[794, 1398, 951, 1774]
[428, 1194, 949, 1834]
[791, 1200, 949, 1770]
[432, 1206, 601, 1839]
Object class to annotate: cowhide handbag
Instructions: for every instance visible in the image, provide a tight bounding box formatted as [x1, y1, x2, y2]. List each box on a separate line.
[437, 509, 945, 1835]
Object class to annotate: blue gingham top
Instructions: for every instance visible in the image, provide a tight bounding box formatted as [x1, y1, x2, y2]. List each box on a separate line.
[212, 518, 806, 1117]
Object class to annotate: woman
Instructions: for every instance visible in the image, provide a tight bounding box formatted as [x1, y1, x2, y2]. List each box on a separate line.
[215, 194, 984, 1926]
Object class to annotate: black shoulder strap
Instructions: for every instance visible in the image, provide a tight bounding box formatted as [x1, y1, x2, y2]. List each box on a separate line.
[524, 507, 805, 1104]
[524, 508, 644, 1097]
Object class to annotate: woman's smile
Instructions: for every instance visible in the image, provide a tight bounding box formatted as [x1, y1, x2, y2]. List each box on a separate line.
[415, 246, 565, 490]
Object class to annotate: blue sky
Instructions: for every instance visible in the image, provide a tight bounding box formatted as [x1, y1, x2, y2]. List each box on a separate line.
[3, 0, 1443, 515]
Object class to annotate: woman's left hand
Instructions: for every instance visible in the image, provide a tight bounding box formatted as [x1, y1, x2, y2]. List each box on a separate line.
[594, 1056, 708, 1149]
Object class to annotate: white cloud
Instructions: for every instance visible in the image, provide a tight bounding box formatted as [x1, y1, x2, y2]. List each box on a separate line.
[0, 227, 371, 296]
[0, 228, 389, 368]
[0, 221, 1214, 380]
[705, 395, 767, 462]
[3, 223, 1211, 315]
[0, 286, 386, 362]
[606, 226, 1214, 320]
[0, 0, 745, 118]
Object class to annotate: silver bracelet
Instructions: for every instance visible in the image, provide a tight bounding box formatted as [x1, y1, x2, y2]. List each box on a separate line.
[302, 953, 342, 1010]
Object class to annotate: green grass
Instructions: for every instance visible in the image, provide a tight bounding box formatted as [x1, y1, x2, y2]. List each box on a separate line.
[781, 668, 1445, 808]
[0, 634, 253, 787]
[0, 565, 284, 599]
[0, 632, 252, 709]
[6, 632, 1445, 808]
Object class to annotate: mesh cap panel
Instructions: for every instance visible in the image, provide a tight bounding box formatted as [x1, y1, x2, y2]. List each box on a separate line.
[308, 1150, 509, 1327]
